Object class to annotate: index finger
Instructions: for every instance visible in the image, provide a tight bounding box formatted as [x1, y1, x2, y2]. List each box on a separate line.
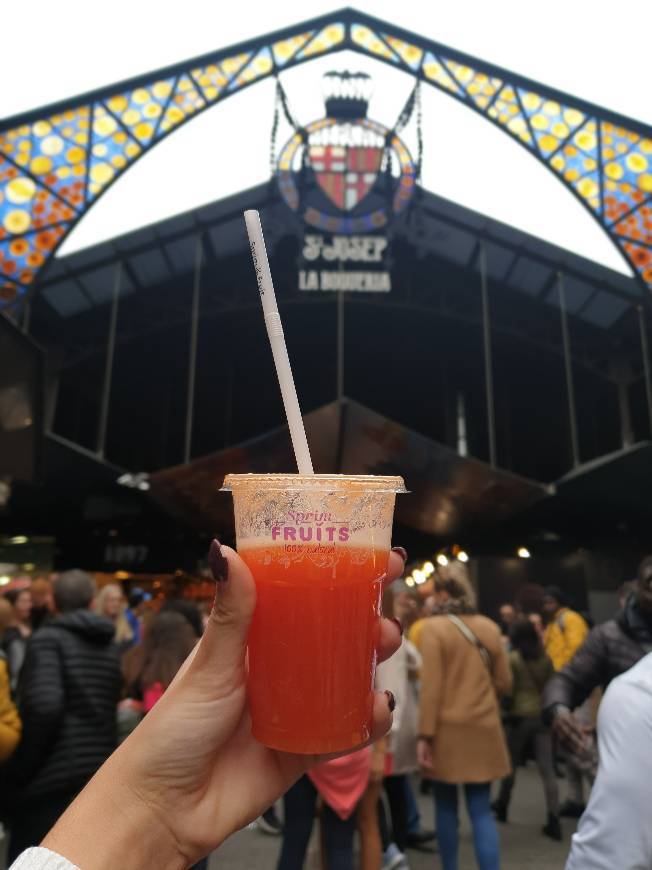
[384, 547, 407, 588]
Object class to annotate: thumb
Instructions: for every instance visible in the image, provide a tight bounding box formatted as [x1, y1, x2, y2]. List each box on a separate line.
[188, 540, 256, 693]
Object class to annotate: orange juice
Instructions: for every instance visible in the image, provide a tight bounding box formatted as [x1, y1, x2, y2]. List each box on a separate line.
[223, 473, 404, 755]
[241, 545, 386, 754]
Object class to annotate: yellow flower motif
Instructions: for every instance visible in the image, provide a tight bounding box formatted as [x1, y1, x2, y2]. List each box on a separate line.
[539, 134, 559, 152]
[92, 143, 108, 158]
[6, 177, 36, 203]
[56, 166, 71, 179]
[94, 114, 118, 137]
[507, 117, 527, 135]
[90, 162, 114, 185]
[564, 108, 584, 127]
[134, 122, 154, 140]
[574, 131, 596, 152]
[543, 100, 561, 116]
[32, 121, 52, 138]
[4, 209, 31, 233]
[583, 158, 597, 172]
[522, 92, 541, 111]
[577, 177, 598, 199]
[66, 147, 85, 164]
[122, 109, 141, 127]
[132, 88, 151, 104]
[531, 114, 549, 131]
[107, 96, 128, 113]
[152, 81, 173, 100]
[551, 122, 569, 139]
[564, 168, 580, 182]
[640, 139, 652, 154]
[639, 174, 652, 193]
[30, 156, 52, 175]
[551, 154, 565, 170]
[605, 162, 624, 180]
[144, 103, 162, 119]
[626, 152, 648, 174]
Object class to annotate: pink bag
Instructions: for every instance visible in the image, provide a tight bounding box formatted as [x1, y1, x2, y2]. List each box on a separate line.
[308, 747, 372, 820]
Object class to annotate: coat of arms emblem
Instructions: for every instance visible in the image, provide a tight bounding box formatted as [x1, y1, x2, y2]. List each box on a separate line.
[275, 72, 418, 235]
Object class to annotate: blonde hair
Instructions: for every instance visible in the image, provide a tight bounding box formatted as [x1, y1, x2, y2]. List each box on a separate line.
[94, 583, 123, 618]
[434, 561, 477, 614]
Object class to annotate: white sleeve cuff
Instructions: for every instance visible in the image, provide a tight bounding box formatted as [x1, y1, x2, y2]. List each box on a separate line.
[9, 847, 80, 870]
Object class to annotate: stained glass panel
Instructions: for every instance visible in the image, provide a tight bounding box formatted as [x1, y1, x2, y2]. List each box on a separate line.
[229, 48, 274, 91]
[272, 32, 314, 67]
[517, 90, 585, 156]
[381, 34, 423, 71]
[0, 223, 69, 286]
[612, 200, 652, 245]
[602, 125, 652, 216]
[421, 52, 462, 96]
[445, 62, 502, 111]
[296, 24, 345, 59]
[351, 24, 398, 62]
[191, 64, 230, 103]
[106, 79, 175, 146]
[618, 238, 652, 286]
[86, 105, 142, 200]
[488, 86, 534, 148]
[0, 112, 90, 210]
[157, 76, 206, 134]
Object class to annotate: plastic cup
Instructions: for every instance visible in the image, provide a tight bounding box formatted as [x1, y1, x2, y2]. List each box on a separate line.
[223, 473, 405, 754]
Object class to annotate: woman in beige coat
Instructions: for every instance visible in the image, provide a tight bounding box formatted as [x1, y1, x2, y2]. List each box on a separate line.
[417, 563, 511, 870]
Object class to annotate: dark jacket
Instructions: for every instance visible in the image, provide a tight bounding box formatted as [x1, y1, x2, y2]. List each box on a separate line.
[2, 627, 29, 694]
[4, 610, 122, 802]
[542, 597, 652, 721]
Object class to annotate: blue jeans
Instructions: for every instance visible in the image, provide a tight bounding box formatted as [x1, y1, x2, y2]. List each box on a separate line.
[433, 782, 500, 870]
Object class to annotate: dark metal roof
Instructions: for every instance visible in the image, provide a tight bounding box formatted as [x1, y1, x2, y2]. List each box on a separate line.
[38, 182, 642, 330]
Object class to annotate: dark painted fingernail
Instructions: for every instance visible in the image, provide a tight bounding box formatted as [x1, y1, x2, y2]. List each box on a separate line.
[385, 690, 396, 713]
[209, 539, 229, 583]
[391, 546, 408, 562]
[389, 617, 404, 637]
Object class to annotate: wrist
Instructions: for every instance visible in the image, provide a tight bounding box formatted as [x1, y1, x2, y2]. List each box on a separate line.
[551, 704, 571, 719]
[42, 755, 186, 870]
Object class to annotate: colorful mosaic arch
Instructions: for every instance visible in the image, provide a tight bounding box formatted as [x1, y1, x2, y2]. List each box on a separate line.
[1, 9, 651, 314]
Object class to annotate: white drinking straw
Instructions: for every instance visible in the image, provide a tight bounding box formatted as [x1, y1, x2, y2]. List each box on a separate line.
[244, 209, 314, 475]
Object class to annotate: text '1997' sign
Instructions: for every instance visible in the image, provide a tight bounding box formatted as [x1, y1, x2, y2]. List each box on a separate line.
[298, 235, 391, 293]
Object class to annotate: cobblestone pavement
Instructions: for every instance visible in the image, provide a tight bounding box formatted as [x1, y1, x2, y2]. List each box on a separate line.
[210, 766, 577, 869]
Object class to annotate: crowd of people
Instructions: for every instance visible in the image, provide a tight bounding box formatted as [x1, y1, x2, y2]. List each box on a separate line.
[0, 551, 651, 870]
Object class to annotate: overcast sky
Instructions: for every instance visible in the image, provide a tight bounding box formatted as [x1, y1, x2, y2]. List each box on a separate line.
[3, 0, 650, 272]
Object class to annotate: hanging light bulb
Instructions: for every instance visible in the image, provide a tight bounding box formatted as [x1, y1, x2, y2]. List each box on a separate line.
[422, 561, 435, 576]
[457, 551, 469, 563]
[517, 547, 531, 559]
[436, 553, 449, 567]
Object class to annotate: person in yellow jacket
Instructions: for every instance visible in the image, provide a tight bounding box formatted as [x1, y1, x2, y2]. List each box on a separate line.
[542, 585, 592, 818]
[0, 650, 21, 761]
[542, 586, 588, 671]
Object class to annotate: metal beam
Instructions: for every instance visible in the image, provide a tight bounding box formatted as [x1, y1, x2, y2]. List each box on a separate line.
[558, 272, 580, 467]
[638, 305, 652, 437]
[184, 236, 202, 464]
[96, 262, 121, 458]
[480, 242, 497, 467]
